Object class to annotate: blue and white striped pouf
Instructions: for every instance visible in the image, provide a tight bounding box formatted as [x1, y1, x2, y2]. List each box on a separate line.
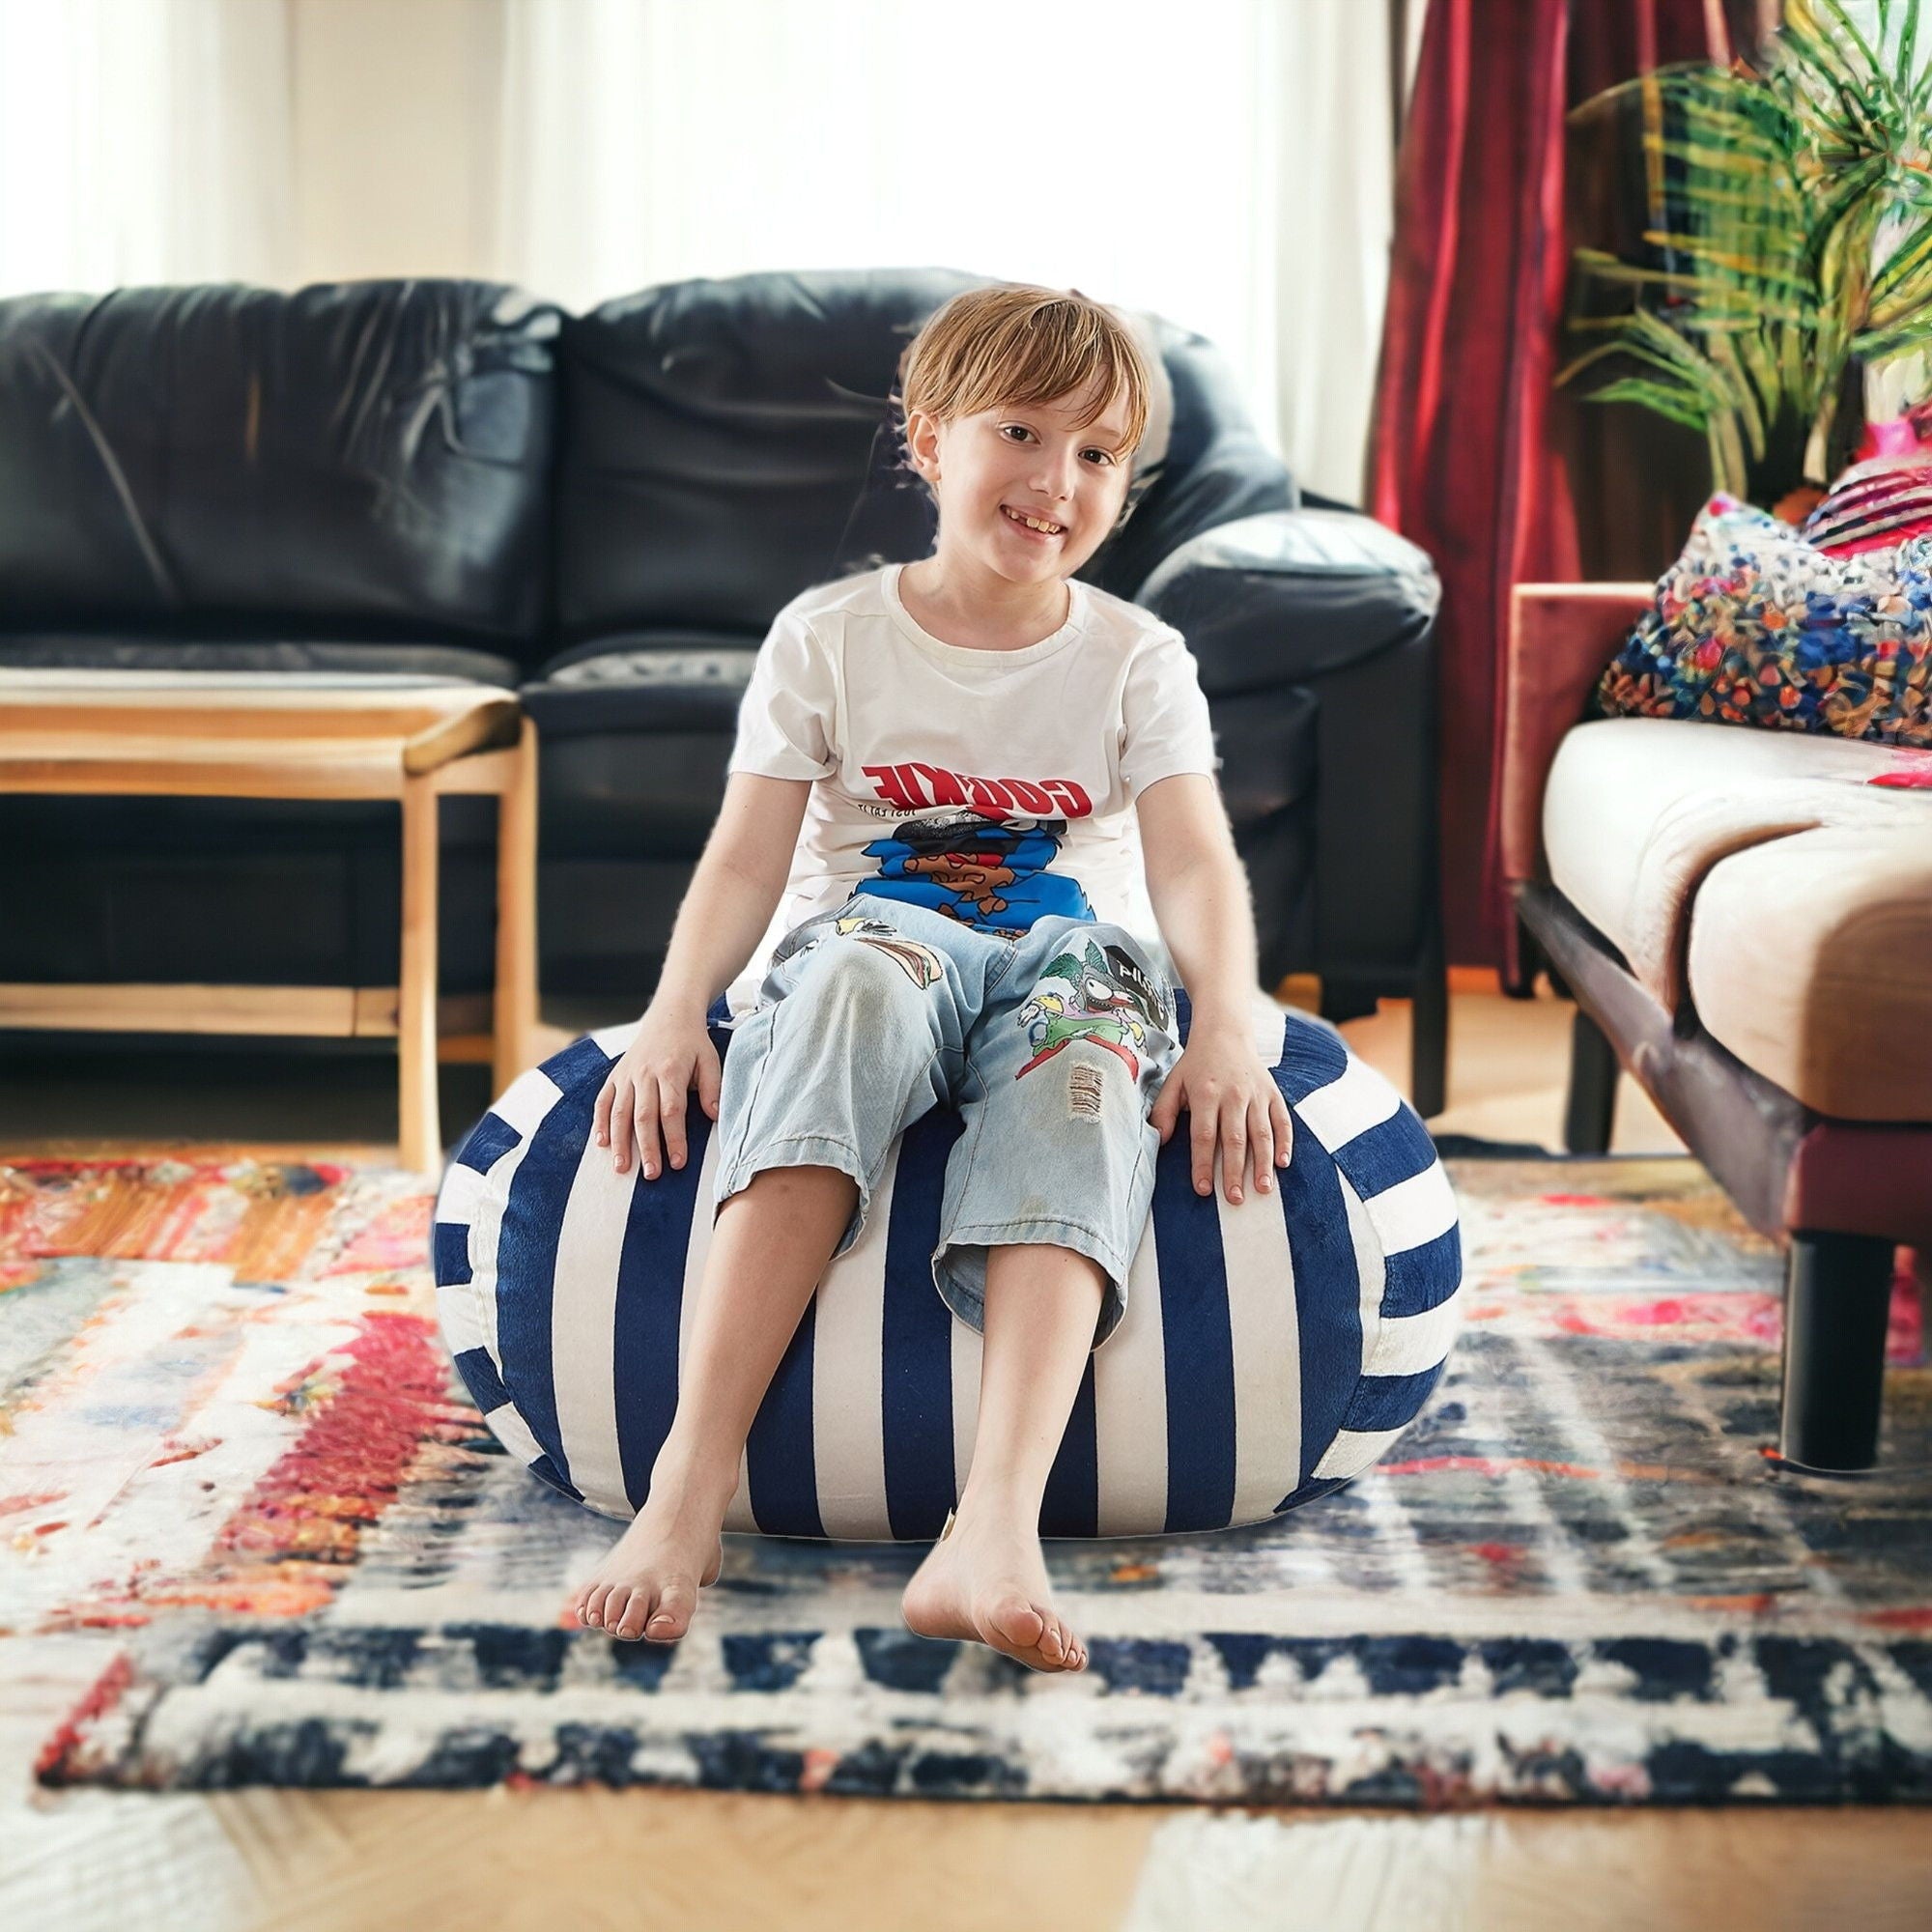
[432, 990, 1463, 1540]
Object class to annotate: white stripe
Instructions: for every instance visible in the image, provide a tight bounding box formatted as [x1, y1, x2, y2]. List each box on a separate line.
[811, 1144, 895, 1538]
[950, 1299, 982, 1502]
[431, 1165, 491, 1354]
[1338, 1169, 1386, 1382]
[435, 1278, 490, 1359]
[433, 1158, 486, 1229]
[588, 1018, 643, 1058]
[1294, 1060, 1402, 1152]
[548, 1131, 639, 1520]
[1311, 1421, 1408, 1480]
[1094, 1217, 1171, 1535]
[1362, 1159, 1459, 1256]
[463, 1068, 565, 1378]
[1364, 1293, 1463, 1380]
[483, 1399, 549, 1473]
[1223, 1182, 1301, 1527]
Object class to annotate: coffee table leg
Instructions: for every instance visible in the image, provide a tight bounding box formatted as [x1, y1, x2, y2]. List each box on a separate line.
[398, 770, 440, 1173]
[493, 716, 540, 1094]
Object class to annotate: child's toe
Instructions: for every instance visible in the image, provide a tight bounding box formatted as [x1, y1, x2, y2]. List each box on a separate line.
[645, 1579, 696, 1640]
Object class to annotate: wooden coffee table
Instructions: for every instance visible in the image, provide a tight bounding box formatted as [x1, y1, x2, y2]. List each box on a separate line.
[0, 671, 539, 1173]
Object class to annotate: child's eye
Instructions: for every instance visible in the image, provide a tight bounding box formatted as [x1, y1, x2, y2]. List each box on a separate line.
[1000, 424, 1115, 465]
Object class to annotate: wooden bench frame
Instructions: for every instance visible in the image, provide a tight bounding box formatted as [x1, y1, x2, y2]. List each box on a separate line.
[0, 675, 539, 1173]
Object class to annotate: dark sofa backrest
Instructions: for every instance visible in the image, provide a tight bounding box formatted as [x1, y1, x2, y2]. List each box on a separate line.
[0, 280, 558, 649]
[551, 265, 1295, 646]
[0, 270, 1295, 658]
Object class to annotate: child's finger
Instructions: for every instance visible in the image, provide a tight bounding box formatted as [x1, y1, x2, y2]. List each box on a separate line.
[610, 1076, 634, 1171]
[1191, 1104, 1219, 1196]
[1249, 1094, 1275, 1193]
[1221, 1108, 1248, 1204]
[632, 1086, 663, 1178]
[658, 1075, 689, 1170]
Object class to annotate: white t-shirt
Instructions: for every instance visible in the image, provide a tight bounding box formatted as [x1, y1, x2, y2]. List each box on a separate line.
[721, 560, 1222, 1022]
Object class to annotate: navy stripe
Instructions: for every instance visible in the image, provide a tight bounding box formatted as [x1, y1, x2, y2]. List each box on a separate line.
[494, 1082, 600, 1492]
[881, 1111, 961, 1540]
[456, 1110, 523, 1175]
[1343, 1362, 1446, 1435]
[1274, 1014, 1350, 1105]
[1380, 1223, 1463, 1318]
[526, 1452, 583, 1502]
[745, 1296, 825, 1537]
[1327, 1109, 1438, 1197]
[1272, 1471, 1352, 1515]
[538, 1034, 613, 1091]
[1154, 1130, 1236, 1531]
[433, 1221, 472, 1286]
[1279, 1126, 1361, 1495]
[612, 1111, 714, 1513]
[452, 1344, 508, 1413]
[1040, 1351, 1099, 1538]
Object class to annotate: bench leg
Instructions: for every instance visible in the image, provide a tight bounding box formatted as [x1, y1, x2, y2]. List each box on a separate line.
[1563, 1004, 1617, 1153]
[1409, 892, 1448, 1121]
[493, 717, 541, 1094]
[1779, 1231, 1894, 1471]
[398, 771, 441, 1175]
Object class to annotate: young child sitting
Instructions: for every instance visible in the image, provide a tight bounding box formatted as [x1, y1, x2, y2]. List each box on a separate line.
[564, 282, 1293, 1673]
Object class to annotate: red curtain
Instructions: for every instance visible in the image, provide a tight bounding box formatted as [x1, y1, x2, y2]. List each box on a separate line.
[1367, 0, 1747, 971]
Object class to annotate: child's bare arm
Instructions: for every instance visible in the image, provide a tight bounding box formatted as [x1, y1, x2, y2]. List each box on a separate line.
[596, 772, 811, 1175]
[653, 771, 813, 1019]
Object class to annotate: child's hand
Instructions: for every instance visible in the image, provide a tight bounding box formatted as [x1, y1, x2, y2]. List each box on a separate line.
[594, 1007, 724, 1179]
[1148, 1021, 1293, 1205]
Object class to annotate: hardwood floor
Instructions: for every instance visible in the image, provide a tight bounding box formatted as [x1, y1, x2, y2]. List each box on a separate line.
[3, 979, 1925, 1932]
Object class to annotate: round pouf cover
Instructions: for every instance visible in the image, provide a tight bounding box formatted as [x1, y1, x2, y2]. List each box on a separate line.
[432, 990, 1463, 1540]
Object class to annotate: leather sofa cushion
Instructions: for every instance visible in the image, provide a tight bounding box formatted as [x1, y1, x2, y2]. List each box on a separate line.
[1543, 717, 1932, 1120]
[550, 267, 1287, 647]
[526, 643, 1320, 857]
[0, 637, 522, 685]
[0, 282, 557, 651]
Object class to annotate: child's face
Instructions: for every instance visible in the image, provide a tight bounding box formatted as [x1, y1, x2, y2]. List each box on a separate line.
[906, 379, 1136, 586]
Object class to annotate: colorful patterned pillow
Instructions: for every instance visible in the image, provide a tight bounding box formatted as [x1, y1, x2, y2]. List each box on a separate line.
[1802, 453, 1932, 557]
[1594, 494, 1932, 747]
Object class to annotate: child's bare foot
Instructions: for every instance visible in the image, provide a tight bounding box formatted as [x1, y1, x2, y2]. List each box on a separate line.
[563, 1458, 734, 1642]
[899, 1506, 1088, 1673]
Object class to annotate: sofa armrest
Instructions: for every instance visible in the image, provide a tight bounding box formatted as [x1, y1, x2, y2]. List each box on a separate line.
[1133, 507, 1439, 694]
[1500, 583, 1653, 890]
[1137, 507, 1442, 992]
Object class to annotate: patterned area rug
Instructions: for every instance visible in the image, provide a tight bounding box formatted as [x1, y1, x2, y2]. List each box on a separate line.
[4, 1149, 1929, 1805]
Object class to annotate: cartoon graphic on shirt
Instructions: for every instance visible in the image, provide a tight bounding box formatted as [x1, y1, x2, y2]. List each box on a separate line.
[769, 910, 946, 990]
[858, 808, 1092, 929]
[1015, 939, 1173, 1081]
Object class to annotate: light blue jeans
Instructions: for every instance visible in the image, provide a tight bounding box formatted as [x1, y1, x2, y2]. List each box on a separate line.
[711, 889, 1184, 1350]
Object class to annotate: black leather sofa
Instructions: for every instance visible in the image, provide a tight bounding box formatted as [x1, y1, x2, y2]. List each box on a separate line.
[0, 269, 1446, 1112]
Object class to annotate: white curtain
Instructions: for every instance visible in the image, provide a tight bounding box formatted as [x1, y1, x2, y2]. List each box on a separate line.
[0, 0, 296, 295]
[492, 0, 1400, 501]
[0, 0, 1405, 502]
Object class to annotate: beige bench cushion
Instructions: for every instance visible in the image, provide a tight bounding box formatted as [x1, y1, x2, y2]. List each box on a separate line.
[1690, 823, 1932, 1121]
[1543, 717, 1932, 1121]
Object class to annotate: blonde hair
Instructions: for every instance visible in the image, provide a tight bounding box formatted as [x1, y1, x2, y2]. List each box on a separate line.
[895, 282, 1153, 467]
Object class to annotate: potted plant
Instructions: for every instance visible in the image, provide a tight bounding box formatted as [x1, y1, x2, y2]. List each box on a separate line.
[1560, 0, 1932, 512]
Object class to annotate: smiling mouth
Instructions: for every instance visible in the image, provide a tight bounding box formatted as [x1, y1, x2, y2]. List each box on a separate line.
[1002, 505, 1065, 537]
